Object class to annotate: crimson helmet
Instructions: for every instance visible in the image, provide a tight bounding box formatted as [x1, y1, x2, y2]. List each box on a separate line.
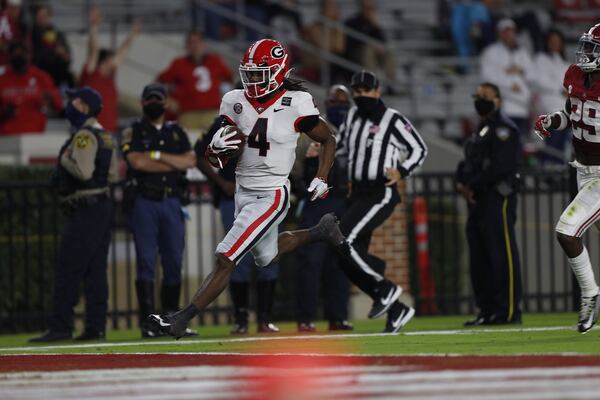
[239, 39, 289, 98]
[577, 23, 600, 72]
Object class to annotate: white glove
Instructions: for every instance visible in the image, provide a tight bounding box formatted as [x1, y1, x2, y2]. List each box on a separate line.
[209, 127, 241, 154]
[307, 177, 329, 201]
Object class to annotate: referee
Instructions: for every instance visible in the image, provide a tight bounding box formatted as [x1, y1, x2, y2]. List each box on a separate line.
[336, 70, 427, 333]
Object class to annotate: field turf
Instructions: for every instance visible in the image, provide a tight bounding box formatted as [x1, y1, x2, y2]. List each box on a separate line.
[0, 313, 598, 356]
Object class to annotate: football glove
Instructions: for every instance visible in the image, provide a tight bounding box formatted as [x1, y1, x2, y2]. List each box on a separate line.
[534, 114, 552, 140]
[307, 177, 329, 201]
[205, 147, 228, 169]
[209, 127, 242, 155]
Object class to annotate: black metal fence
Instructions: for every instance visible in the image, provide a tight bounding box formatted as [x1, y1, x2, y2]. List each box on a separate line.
[1, 168, 596, 333]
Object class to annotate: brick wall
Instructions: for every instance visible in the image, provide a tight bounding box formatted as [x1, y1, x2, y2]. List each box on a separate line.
[368, 180, 411, 292]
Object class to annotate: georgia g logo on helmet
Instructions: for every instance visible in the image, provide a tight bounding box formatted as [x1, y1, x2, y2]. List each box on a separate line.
[239, 39, 289, 98]
[577, 23, 600, 73]
[271, 46, 284, 59]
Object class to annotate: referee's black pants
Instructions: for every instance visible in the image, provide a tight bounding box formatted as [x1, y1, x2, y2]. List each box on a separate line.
[466, 191, 522, 322]
[338, 183, 400, 299]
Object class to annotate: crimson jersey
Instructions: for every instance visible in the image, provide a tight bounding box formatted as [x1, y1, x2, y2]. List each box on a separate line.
[564, 64, 600, 156]
[158, 54, 232, 112]
[0, 65, 62, 135]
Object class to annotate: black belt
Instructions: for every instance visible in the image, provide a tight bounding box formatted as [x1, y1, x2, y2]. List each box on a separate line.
[139, 185, 178, 201]
[61, 192, 109, 213]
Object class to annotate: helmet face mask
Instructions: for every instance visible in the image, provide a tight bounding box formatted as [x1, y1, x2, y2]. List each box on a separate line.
[576, 24, 600, 72]
[239, 39, 289, 98]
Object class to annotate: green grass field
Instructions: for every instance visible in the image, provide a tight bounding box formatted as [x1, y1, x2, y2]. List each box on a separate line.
[1, 313, 598, 356]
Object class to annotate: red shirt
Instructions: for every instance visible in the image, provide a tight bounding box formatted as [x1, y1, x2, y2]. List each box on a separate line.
[158, 54, 232, 112]
[0, 65, 62, 135]
[80, 68, 117, 132]
[563, 64, 600, 156]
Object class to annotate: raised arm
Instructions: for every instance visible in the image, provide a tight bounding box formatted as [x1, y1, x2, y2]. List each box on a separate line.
[84, 6, 102, 74]
[112, 19, 141, 67]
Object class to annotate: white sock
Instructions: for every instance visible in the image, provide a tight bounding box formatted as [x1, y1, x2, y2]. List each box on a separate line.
[568, 247, 600, 298]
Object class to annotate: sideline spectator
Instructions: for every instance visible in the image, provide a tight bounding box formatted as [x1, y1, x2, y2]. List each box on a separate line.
[301, 0, 346, 83]
[292, 84, 353, 332]
[80, 7, 141, 133]
[480, 18, 534, 138]
[344, 0, 397, 89]
[158, 31, 233, 133]
[533, 28, 570, 164]
[0, 0, 26, 66]
[450, 0, 491, 58]
[0, 41, 62, 135]
[31, 4, 74, 92]
[192, 0, 268, 41]
[195, 118, 281, 334]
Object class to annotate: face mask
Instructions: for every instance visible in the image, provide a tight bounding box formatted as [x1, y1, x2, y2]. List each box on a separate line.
[354, 96, 379, 116]
[474, 97, 496, 116]
[326, 105, 349, 128]
[65, 102, 89, 129]
[9, 55, 27, 73]
[143, 102, 165, 120]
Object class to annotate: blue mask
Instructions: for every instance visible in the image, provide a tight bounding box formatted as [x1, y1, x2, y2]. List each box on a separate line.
[326, 105, 349, 129]
[65, 102, 89, 130]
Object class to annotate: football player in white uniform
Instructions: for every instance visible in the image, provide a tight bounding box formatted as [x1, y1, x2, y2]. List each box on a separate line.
[148, 39, 344, 338]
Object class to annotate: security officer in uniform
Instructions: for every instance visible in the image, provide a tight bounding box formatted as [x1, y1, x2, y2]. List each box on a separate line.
[30, 87, 118, 342]
[456, 82, 523, 326]
[195, 117, 281, 334]
[122, 83, 197, 338]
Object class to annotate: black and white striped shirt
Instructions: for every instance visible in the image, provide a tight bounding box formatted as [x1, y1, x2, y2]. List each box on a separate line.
[336, 101, 427, 183]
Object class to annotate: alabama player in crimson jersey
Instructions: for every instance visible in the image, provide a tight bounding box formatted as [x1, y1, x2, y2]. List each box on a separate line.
[148, 39, 345, 338]
[535, 23, 600, 334]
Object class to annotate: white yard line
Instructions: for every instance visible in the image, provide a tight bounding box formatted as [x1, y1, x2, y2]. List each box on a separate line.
[0, 325, 581, 353]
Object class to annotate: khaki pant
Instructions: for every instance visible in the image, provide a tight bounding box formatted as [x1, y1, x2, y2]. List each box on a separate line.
[178, 110, 218, 134]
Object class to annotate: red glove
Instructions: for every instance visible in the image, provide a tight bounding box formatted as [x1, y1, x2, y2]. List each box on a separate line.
[205, 147, 228, 169]
[534, 114, 551, 140]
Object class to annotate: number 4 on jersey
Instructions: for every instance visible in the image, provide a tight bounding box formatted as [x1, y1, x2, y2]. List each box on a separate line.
[248, 118, 270, 156]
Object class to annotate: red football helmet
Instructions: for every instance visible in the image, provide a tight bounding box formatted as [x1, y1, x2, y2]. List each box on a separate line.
[577, 23, 600, 72]
[239, 39, 289, 98]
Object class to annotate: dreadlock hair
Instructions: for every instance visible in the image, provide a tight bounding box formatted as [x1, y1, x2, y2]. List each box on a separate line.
[282, 76, 308, 92]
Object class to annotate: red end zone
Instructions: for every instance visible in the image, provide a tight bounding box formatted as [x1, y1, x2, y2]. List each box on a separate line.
[3, 354, 600, 373]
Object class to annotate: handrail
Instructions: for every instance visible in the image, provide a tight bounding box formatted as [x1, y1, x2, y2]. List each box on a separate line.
[198, 0, 404, 93]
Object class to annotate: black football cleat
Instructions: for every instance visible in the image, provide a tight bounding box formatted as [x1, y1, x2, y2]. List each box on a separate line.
[147, 314, 189, 340]
[311, 213, 346, 246]
[383, 301, 415, 334]
[29, 330, 72, 343]
[368, 282, 402, 319]
[329, 320, 354, 331]
[578, 294, 600, 334]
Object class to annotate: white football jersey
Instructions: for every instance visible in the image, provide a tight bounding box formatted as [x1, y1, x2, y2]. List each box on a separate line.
[220, 89, 320, 190]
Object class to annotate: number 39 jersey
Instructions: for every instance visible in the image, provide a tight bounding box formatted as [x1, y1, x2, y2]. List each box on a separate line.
[563, 64, 600, 156]
[219, 89, 320, 190]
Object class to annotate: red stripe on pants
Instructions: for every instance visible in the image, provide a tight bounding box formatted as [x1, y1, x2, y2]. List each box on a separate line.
[224, 189, 282, 258]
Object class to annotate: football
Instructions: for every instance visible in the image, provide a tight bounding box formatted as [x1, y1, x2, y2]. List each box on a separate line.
[220, 125, 246, 158]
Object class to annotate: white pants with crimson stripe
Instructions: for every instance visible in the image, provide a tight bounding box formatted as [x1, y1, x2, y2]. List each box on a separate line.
[216, 183, 289, 267]
[556, 162, 600, 237]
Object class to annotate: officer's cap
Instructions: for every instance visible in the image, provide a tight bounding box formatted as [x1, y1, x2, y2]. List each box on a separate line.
[350, 70, 379, 90]
[142, 83, 167, 101]
[66, 87, 103, 117]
